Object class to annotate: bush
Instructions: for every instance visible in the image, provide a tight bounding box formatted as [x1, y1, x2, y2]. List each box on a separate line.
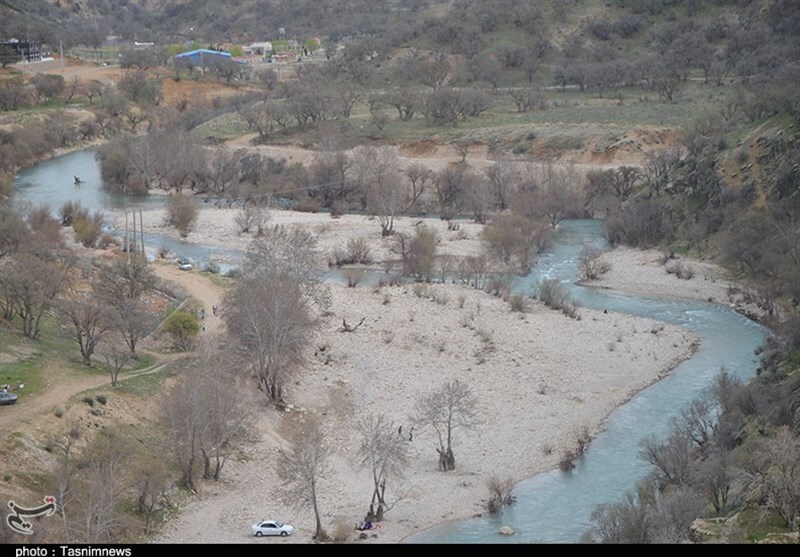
[296, 195, 321, 213]
[59, 200, 89, 227]
[346, 237, 372, 264]
[203, 261, 221, 274]
[72, 217, 101, 247]
[666, 261, 695, 280]
[54, 407, 64, 418]
[508, 294, 528, 312]
[486, 475, 516, 514]
[97, 234, 117, 249]
[537, 278, 580, 320]
[164, 310, 200, 351]
[166, 193, 199, 238]
[329, 237, 373, 267]
[578, 246, 611, 280]
[95, 395, 107, 405]
[82, 396, 95, 407]
[559, 450, 577, 472]
[397, 225, 438, 281]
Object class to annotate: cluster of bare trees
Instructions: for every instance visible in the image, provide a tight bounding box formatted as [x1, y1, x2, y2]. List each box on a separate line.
[162, 338, 252, 491]
[584, 367, 800, 542]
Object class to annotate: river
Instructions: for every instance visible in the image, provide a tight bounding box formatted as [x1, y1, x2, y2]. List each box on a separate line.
[12, 149, 767, 544]
[12, 149, 246, 274]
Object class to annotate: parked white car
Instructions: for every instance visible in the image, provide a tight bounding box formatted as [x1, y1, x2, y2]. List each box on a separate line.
[251, 520, 294, 537]
[176, 258, 193, 271]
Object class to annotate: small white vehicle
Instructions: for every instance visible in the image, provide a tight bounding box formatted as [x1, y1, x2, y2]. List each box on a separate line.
[177, 258, 193, 271]
[251, 520, 294, 537]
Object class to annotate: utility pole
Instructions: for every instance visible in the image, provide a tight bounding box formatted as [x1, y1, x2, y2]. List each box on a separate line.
[59, 40, 64, 72]
[139, 208, 145, 258]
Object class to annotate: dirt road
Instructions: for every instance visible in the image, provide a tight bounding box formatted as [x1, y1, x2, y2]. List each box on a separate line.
[152, 263, 227, 336]
[0, 266, 227, 431]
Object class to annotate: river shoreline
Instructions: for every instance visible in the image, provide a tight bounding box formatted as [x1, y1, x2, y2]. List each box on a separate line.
[147, 208, 702, 545]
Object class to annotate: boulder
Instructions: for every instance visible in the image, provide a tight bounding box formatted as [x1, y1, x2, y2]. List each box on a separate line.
[499, 526, 515, 536]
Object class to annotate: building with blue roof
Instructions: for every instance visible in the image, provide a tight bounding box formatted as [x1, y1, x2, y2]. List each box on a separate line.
[173, 48, 232, 67]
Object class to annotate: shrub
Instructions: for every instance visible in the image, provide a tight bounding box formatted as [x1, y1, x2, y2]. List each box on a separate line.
[203, 261, 221, 274]
[537, 278, 569, 308]
[578, 245, 611, 280]
[166, 193, 199, 238]
[59, 200, 89, 227]
[97, 234, 117, 249]
[508, 294, 528, 312]
[486, 475, 516, 514]
[413, 283, 430, 298]
[559, 450, 577, 472]
[329, 237, 373, 267]
[296, 195, 321, 213]
[82, 396, 95, 407]
[95, 395, 107, 405]
[54, 407, 64, 418]
[72, 217, 101, 247]
[397, 225, 438, 281]
[164, 310, 200, 351]
[346, 237, 372, 264]
[537, 278, 580, 320]
[666, 261, 695, 280]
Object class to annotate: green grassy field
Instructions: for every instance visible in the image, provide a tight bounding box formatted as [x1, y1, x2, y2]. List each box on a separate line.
[198, 79, 730, 149]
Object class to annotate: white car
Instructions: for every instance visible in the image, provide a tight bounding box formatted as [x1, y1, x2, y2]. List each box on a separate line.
[251, 520, 294, 537]
[176, 259, 193, 271]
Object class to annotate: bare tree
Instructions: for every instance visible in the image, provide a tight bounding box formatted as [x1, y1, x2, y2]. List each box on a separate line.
[383, 88, 419, 121]
[225, 228, 324, 402]
[639, 431, 694, 488]
[692, 448, 734, 514]
[163, 340, 250, 489]
[404, 164, 436, 212]
[3, 250, 74, 339]
[355, 146, 405, 236]
[225, 274, 316, 402]
[50, 427, 134, 543]
[418, 59, 450, 91]
[482, 213, 549, 272]
[234, 203, 271, 235]
[205, 148, 241, 195]
[357, 414, 409, 522]
[463, 173, 494, 224]
[94, 254, 156, 359]
[394, 225, 438, 281]
[96, 254, 155, 303]
[100, 338, 133, 388]
[277, 419, 332, 540]
[59, 298, 111, 366]
[746, 426, 800, 531]
[414, 379, 480, 471]
[484, 161, 518, 211]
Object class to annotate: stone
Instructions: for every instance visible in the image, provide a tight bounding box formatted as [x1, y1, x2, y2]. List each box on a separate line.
[499, 526, 515, 536]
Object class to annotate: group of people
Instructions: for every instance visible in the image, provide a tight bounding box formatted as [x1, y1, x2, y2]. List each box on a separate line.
[199, 305, 219, 332]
